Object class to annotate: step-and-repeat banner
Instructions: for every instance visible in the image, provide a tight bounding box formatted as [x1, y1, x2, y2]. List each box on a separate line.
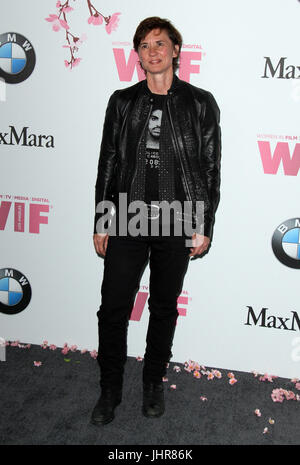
[1, 0, 300, 378]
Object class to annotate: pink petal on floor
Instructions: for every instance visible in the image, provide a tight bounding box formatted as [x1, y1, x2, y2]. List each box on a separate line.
[229, 377, 237, 385]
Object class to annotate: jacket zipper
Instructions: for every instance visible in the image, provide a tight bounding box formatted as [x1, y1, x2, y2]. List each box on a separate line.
[166, 98, 192, 203]
[129, 103, 153, 202]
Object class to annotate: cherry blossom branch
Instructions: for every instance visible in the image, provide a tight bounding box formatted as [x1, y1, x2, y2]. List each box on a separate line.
[45, 0, 121, 70]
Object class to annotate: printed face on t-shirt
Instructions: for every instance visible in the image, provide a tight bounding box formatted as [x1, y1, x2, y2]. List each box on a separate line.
[146, 109, 162, 149]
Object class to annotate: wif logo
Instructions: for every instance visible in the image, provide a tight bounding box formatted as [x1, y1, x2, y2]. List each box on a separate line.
[112, 42, 204, 83]
[0, 195, 52, 234]
[130, 286, 190, 322]
[257, 134, 300, 176]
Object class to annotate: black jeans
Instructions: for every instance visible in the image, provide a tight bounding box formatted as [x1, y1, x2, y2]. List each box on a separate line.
[96, 234, 191, 389]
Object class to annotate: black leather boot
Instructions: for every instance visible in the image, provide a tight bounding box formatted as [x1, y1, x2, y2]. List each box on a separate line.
[142, 382, 165, 418]
[91, 387, 122, 425]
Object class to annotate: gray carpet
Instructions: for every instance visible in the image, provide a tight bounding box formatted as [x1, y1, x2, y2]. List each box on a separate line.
[0, 342, 299, 446]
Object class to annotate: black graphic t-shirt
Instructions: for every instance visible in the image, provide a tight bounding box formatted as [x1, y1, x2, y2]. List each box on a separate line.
[144, 95, 164, 205]
[144, 93, 186, 207]
[126, 92, 189, 238]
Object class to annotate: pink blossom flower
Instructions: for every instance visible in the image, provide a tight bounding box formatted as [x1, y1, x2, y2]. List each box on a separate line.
[251, 370, 259, 377]
[193, 370, 201, 379]
[207, 372, 214, 380]
[295, 383, 300, 391]
[263, 427, 268, 434]
[212, 369, 222, 379]
[229, 377, 237, 385]
[184, 365, 193, 373]
[254, 409, 261, 417]
[291, 378, 300, 384]
[268, 418, 275, 424]
[184, 360, 194, 372]
[162, 377, 168, 382]
[56, 1, 61, 7]
[49, 344, 57, 350]
[62, 6, 73, 13]
[64, 60, 69, 67]
[105, 13, 121, 34]
[46, 14, 58, 21]
[34, 361, 42, 366]
[70, 345, 78, 352]
[45, 14, 60, 31]
[136, 356, 143, 361]
[88, 14, 103, 26]
[227, 372, 235, 379]
[72, 58, 82, 68]
[61, 346, 69, 355]
[10, 340, 20, 347]
[259, 373, 278, 383]
[74, 33, 87, 46]
[286, 390, 296, 400]
[170, 384, 176, 390]
[194, 362, 201, 371]
[81, 349, 88, 354]
[271, 388, 284, 402]
[200, 396, 207, 401]
[59, 19, 69, 30]
[188, 360, 196, 371]
[90, 350, 98, 359]
[45, 14, 69, 32]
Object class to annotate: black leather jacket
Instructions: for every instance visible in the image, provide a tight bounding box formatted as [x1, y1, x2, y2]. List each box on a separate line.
[94, 74, 221, 239]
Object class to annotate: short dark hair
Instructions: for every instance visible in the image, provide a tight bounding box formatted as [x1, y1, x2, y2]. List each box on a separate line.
[133, 17, 182, 72]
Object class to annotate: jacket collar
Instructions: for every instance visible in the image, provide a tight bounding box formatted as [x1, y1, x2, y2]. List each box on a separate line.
[141, 73, 182, 96]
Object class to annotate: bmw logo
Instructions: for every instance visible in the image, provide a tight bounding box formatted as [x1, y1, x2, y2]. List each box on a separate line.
[0, 268, 32, 314]
[272, 218, 300, 269]
[0, 32, 36, 84]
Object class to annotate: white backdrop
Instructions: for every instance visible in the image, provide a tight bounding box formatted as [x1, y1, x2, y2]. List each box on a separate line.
[1, 0, 300, 379]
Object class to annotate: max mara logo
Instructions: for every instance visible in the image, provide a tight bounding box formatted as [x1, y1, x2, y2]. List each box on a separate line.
[245, 306, 300, 331]
[261, 57, 300, 79]
[0, 126, 54, 148]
